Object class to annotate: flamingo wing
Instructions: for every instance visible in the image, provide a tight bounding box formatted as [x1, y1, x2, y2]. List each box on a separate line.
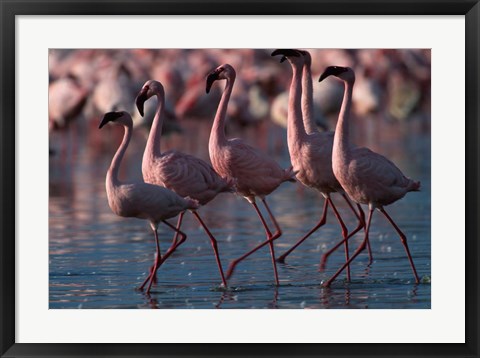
[222, 138, 286, 196]
[119, 182, 193, 221]
[347, 147, 414, 204]
[145, 150, 230, 204]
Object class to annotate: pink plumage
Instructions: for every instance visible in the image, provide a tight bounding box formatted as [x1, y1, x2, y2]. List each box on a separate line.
[207, 63, 296, 285]
[136, 80, 232, 287]
[99, 111, 198, 293]
[271, 50, 366, 276]
[319, 65, 420, 286]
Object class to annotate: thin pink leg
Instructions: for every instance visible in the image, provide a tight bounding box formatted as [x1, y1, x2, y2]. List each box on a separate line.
[358, 204, 373, 264]
[226, 200, 281, 285]
[170, 212, 185, 248]
[149, 212, 185, 285]
[192, 211, 228, 287]
[253, 201, 279, 285]
[156, 220, 188, 265]
[327, 197, 351, 281]
[319, 199, 365, 271]
[261, 198, 282, 239]
[323, 208, 374, 287]
[138, 220, 187, 292]
[379, 208, 420, 283]
[144, 227, 162, 293]
[277, 198, 328, 263]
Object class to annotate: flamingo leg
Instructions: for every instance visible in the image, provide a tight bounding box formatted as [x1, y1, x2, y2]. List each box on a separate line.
[319, 201, 369, 271]
[170, 211, 185, 248]
[326, 197, 351, 281]
[323, 208, 374, 287]
[379, 208, 420, 284]
[138, 220, 187, 292]
[261, 198, 282, 239]
[148, 212, 185, 285]
[277, 198, 328, 263]
[156, 220, 188, 266]
[357, 204, 373, 264]
[192, 211, 228, 287]
[226, 200, 281, 285]
[145, 227, 162, 294]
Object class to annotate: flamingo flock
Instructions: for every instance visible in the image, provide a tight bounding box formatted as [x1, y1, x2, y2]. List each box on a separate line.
[90, 49, 424, 293]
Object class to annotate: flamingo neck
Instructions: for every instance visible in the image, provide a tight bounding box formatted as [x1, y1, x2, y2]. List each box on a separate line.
[333, 79, 354, 163]
[209, 76, 234, 149]
[107, 122, 132, 186]
[287, 65, 307, 150]
[301, 62, 316, 134]
[144, 92, 165, 161]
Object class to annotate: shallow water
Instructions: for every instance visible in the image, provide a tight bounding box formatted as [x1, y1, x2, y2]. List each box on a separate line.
[49, 117, 431, 309]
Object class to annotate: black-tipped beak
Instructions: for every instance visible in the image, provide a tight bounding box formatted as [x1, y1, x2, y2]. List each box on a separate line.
[319, 66, 348, 82]
[99, 111, 123, 129]
[135, 87, 149, 117]
[271, 49, 301, 63]
[206, 71, 220, 94]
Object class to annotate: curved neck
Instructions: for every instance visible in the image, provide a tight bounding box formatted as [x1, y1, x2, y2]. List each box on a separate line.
[287, 64, 307, 148]
[209, 75, 234, 149]
[301, 62, 316, 134]
[107, 123, 132, 186]
[333, 79, 354, 161]
[144, 93, 164, 160]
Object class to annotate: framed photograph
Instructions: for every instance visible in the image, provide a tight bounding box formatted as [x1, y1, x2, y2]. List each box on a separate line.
[1, 0, 478, 357]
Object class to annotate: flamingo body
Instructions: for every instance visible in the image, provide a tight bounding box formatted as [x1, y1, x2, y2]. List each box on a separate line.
[99, 111, 198, 293]
[288, 131, 339, 194]
[143, 149, 233, 205]
[207, 63, 295, 285]
[209, 137, 295, 202]
[333, 146, 420, 208]
[136, 79, 232, 287]
[137, 80, 233, 205]
[319, 65, 420, 285]
[270, 49, 366, 271]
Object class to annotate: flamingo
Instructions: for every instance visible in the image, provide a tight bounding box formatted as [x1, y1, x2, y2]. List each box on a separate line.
[270, 50, 369, 279]
[49, 74, 88, 131]
[319, 66, 421, 286]
[98, 111, 199, 293]
[135, 80, 233, 288]
[206, 64, 296, 285]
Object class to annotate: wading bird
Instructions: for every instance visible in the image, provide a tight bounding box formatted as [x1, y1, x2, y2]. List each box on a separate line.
[319, 66, 420, 286]
[271, 50, 367, 280]
[136, 80, 233, 288]
[206, 64, 296, 285]
[99, 111, 199, 293]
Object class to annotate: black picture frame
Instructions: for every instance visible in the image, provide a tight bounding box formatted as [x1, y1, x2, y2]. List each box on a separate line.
[1, 1, 478, 357]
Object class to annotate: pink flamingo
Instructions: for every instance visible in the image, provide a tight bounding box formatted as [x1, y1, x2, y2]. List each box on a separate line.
[206, 64, 296, 285]
[136, 80, 233, 288]
[99, 111, 199, 293]
[319, 66, 421, 286]
[271, 50, 368, 280]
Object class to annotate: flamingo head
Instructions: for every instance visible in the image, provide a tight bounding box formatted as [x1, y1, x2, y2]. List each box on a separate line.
[319, 66, 355, 83]
[99, 111, 132, 129]
[297, 49, 312, 67]
[135, 80, 165, 117]
[271, 49, 303, 66]
[206, 64, 236, 94]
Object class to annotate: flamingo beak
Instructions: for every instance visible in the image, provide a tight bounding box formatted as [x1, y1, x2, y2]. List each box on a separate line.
[135, 87, 149, 117]
[206, 71, 220, 94]
[271, 49, 301, 63]
[99, 111, 123, 129]
[319, 66, 348, 82]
